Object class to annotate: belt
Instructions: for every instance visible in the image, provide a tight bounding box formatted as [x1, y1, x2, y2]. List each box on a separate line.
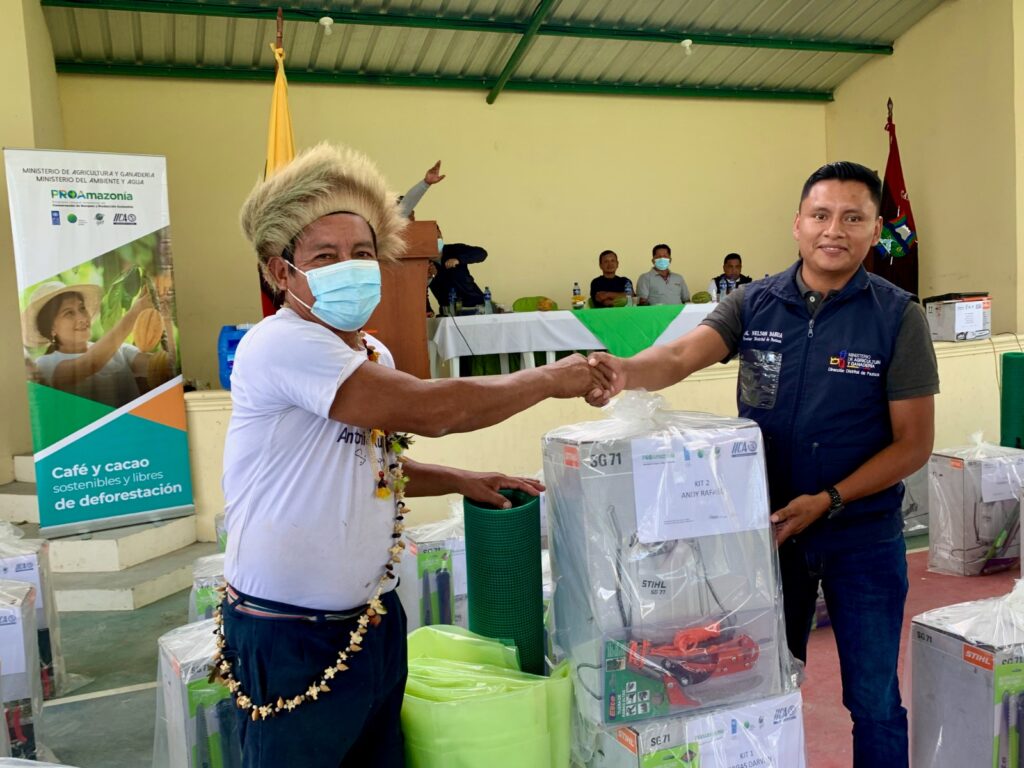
[225, 584, 368, 623]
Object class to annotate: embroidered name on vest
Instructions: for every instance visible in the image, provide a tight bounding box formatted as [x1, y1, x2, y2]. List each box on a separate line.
[741, 329, 783, 344]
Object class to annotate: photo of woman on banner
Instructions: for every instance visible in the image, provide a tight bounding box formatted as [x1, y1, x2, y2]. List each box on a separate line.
[21, 278, 175, 408]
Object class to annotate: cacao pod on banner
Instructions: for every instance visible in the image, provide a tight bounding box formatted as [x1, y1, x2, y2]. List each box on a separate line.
[147, 349, 172, 389]
[132, 308, 164, 351]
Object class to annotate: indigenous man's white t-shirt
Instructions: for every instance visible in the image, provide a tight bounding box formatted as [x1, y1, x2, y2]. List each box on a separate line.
[222, 308, 397, 611]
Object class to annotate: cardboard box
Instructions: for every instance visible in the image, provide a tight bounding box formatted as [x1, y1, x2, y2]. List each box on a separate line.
[543, 410, 789, 734]
[397, 522, 468, 632]
[0, 581, 41, 760]
[912, 598, 1024, 768]
[924, 293, 991, 342]
[155, 619, 241, 768]
[0, 539, 65, 700]
[596, 691, 805, 768]
[928, 445, 1023, 576]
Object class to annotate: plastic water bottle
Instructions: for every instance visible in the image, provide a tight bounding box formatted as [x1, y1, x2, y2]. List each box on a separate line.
[572, 281, 582, 309]
[448, 287, 456, 317]
[624, 282, 634, 307]
[482, 286, 493, 315]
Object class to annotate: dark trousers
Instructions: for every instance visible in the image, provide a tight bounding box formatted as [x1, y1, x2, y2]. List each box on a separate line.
[222, 588, 408, 768]
[779, 530, 909, 768]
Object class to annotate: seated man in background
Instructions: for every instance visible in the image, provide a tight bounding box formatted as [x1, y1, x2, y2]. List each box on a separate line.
[637, 243, 690, 305]
[429, 239, 487, 313]
[589, 250, 634, 308]
[707, 252, 753, 298]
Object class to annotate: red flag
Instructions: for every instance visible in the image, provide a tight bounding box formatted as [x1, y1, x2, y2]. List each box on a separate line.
[868, 98, 918, 295]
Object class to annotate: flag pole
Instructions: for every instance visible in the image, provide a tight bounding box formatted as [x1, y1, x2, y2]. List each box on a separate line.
[276, 7, 283, 60]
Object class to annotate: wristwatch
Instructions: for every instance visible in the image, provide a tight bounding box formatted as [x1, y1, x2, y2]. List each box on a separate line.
[825, 486, 844, 519]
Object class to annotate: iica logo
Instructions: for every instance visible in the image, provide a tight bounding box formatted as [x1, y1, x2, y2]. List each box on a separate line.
[113, 213, 137, 226]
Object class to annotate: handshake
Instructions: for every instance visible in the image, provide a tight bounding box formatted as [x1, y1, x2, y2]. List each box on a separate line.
[545, 352, 625, 407]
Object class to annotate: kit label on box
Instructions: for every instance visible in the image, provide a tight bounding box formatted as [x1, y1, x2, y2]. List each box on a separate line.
[981, 458, 1024, 503]
[631, 433, 768, 543]
[0, 611, 27, 678]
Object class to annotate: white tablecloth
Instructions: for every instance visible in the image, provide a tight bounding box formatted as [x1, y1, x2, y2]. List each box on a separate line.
[428, 305, 714, 375]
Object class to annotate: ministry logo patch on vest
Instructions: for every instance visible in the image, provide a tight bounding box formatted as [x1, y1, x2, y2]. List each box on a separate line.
[827, 349, 882, 378]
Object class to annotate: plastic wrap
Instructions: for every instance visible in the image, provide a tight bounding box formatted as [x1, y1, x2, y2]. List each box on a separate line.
[902, 464, 930, 536]
[0, 760, 78, 767]
[0, 668, 9, 758]
[542, 393, 793, 762]
[928, 434, 1024, 576]
[397, 510, 468, 632]
[0, 534, 66, 700]
[188, 554, 225, 623]
[401, 625, 571, 768]
[214, 513, 227, 553]
[593, 691, 805, 767]
[0, 581, 42, 760]
[911, 581, 1024, 768]
[153, 619, 241, 768]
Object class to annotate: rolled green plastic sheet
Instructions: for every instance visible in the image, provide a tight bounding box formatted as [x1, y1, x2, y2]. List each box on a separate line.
[406, 624, 520, 670]
[464, 489, 545, 675]
[401, 626, 571, 768]
[1003, 352, 1024, 449]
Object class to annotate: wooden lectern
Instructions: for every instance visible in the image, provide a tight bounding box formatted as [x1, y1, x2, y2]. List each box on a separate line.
[365, 220, 438, 378]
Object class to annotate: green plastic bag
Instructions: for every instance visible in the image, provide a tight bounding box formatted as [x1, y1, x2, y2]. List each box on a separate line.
[402, 626, 571, 768]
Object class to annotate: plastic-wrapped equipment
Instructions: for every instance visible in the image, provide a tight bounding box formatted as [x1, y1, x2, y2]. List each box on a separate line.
[928, 435, 1023, 576]
[911, 581, 1024, 768]
[154, 619, 241, 768]
[0, 581, 42, 760]
[401, 625, 571, 768]
[397, 512, 468, 632]
[902, 465, 930, 536]
[0, 528, 66, 700]
[542, 394, 792, 759]
[214, 513, 227, 553]
[593, 691, 805, 767]
[0, 674, 9, 758]
[188, 554, 225, 623]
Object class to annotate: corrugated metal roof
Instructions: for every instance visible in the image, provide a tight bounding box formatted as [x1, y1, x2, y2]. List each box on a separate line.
[42, 0, 949, 102]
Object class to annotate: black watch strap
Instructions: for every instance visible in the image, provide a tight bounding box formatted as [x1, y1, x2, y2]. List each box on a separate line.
[825, 486, 844, 519]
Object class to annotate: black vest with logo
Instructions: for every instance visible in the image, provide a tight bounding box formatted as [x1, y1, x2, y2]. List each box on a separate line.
[737, 261, 911, 546]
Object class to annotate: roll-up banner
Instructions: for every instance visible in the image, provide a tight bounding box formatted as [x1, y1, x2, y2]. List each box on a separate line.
[4, 149, 194, 536]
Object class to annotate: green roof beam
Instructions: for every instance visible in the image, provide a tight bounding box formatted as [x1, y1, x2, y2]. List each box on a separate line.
[54, 60, 833, 101]
[487, 0, 558, 105]
[41, 0, 893, 56]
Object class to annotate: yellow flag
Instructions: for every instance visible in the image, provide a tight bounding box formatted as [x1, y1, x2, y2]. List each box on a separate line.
[265, 44, 295, 178]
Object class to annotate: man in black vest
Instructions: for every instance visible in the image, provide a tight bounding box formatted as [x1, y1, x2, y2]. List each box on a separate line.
[584, 162, 938, 768]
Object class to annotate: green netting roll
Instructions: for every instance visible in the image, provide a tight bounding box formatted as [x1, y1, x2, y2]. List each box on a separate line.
[464, 489, 545, 675]
[1002, 352, 1024, 449]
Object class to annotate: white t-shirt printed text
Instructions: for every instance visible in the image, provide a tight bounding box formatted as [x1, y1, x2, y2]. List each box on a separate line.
[222, 308, 397, 611]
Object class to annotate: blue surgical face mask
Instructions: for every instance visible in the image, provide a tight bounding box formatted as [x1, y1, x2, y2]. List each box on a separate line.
[654, 257, 671, 271]
[287, 259, 381, 331]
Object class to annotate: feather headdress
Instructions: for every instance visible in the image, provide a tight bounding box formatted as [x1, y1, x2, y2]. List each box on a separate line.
[240, 142, 407, 291]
